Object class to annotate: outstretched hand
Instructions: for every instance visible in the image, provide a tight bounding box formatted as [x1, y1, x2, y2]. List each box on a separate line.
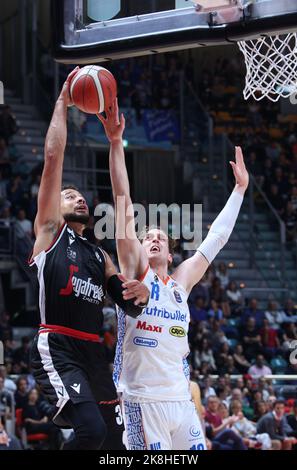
[97, 98, 125, 143]
[59, 66, 80, 107]
[119, 274, 149, 306]
[229, 146, 249, 192]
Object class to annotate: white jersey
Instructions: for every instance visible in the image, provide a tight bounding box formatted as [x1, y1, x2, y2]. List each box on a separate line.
[113, 267, 191, 401]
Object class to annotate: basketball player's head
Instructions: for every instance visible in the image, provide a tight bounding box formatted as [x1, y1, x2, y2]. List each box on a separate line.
[61, 184, 90, 226]
[139, 226, 176, 268]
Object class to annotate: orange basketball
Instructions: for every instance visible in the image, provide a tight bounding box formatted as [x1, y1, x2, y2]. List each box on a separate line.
[70, 65, 117, 114]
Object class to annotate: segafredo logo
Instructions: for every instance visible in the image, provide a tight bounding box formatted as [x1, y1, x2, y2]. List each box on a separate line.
[169, 326, 186, 337]
[60, 264, 104, 304]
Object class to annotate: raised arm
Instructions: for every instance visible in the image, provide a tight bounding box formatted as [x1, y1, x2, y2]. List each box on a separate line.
[103, 250, 149, 317]
[32, 67, 79, 259]
[173, 147, 249, 293]
[97, 100, 148, 279]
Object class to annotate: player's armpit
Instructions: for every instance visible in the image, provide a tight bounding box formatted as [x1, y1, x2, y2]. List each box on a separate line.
[116, 238, 148, 280]
[31, 220, 63, 260]
[172, 250, 209, 294]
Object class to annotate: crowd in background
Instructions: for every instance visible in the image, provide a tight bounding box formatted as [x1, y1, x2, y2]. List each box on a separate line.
[1, 52, 297, 450]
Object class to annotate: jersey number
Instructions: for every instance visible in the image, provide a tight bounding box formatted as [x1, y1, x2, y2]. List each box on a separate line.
[115, 404, 123, 425]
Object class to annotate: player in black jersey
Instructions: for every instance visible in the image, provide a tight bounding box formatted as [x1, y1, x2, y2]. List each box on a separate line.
[29, 68, 149, 450]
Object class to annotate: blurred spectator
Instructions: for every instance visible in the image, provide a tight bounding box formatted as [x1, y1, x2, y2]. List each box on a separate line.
[0, 170, 7, 204]
[208, 300, 224, 322]
[0, 377, 12, 423]
[233, 344, 251, 374]
[23, 388, 62, 450]
[3, 339, 15, 363]
[215, 342, 231, 370]
[281, 323, 297, 351]
[190, 297, 208, 322]
[0, 312, 12, 341]
[254, 400, 268, 422]
[205, 396, 238, 436]
[194, 338, 216, 372]
[242, 298, 265, 328]
[248, 354, 272, 378]
[256, 400, 295, 450]
[13, 337, 31, 374]
[0, 417, 22, 450]
[0, 105, 18, 144]
[7, 175, 25, 215]
[269, 184, 285, 215]
[209, 277, 230, 317]
[15, 209, 32, 239]
[257, 378, 270, 401]
[0, 206, 12, 227]
[203, 376, 216, 399]
[0, 138, 9, 159]
[204, 396, 248, 450]
[0, 366, 16, 394]
[230, 400, 272, 449]
[14, 376, 28, 409]
[265, 301, 288, 330]
[287, 400, 297, 438]
[241, 317, 263, 361]
[210, 319, 229, 352]
[283, 201, 297, 242]
[215, 262, 229, 289]
[260, 318, 281, 359]
[221, 356, 239, 375]
[284, 299, 297, 322]
[226, 281, 243, 315]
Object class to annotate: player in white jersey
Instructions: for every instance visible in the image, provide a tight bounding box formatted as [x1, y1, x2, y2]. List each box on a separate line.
[98, 100, 249, 450]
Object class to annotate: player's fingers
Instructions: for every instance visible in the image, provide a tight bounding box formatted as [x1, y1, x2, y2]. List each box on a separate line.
[235, 146, 244, 166]
[110, 99, 115, 114]
[106, 106, 113, 119]
[120, 113, 125, 128]
[67, 66, 80, 82]
[122, 279, 139, 289]
[122, 291, 138, 300]
[118, 273, 129, 284]
[115, 97, 119, 116]
[96, 113, 107, 125]
[229, 161, 237, 175]
[123, 287, 140, 298]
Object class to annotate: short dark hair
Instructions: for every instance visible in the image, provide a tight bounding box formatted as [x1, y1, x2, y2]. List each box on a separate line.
[139, 225, 177, 255]
[61, 184, 79, 192]
[273, 399, 285, 408]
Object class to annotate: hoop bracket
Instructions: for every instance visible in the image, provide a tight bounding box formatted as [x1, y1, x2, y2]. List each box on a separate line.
[192, 0, 247, 26]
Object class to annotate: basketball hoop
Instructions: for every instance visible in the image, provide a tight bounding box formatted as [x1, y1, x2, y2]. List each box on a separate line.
[238, 32, 297, 102]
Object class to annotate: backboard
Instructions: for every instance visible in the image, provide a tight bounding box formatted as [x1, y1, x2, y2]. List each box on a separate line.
[51, 0, 297, 64]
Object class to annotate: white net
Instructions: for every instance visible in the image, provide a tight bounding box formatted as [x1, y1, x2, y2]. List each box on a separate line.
[238, 32, 297, 102]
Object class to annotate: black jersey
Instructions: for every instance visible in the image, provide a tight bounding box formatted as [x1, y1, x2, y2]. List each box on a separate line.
[29, 223, 107, 335]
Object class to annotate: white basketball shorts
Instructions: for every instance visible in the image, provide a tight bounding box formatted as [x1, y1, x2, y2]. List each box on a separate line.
[122, 398, 206, 451]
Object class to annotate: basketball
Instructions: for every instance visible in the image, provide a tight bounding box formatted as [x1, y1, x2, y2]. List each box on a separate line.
[70, 65, 117, 114]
